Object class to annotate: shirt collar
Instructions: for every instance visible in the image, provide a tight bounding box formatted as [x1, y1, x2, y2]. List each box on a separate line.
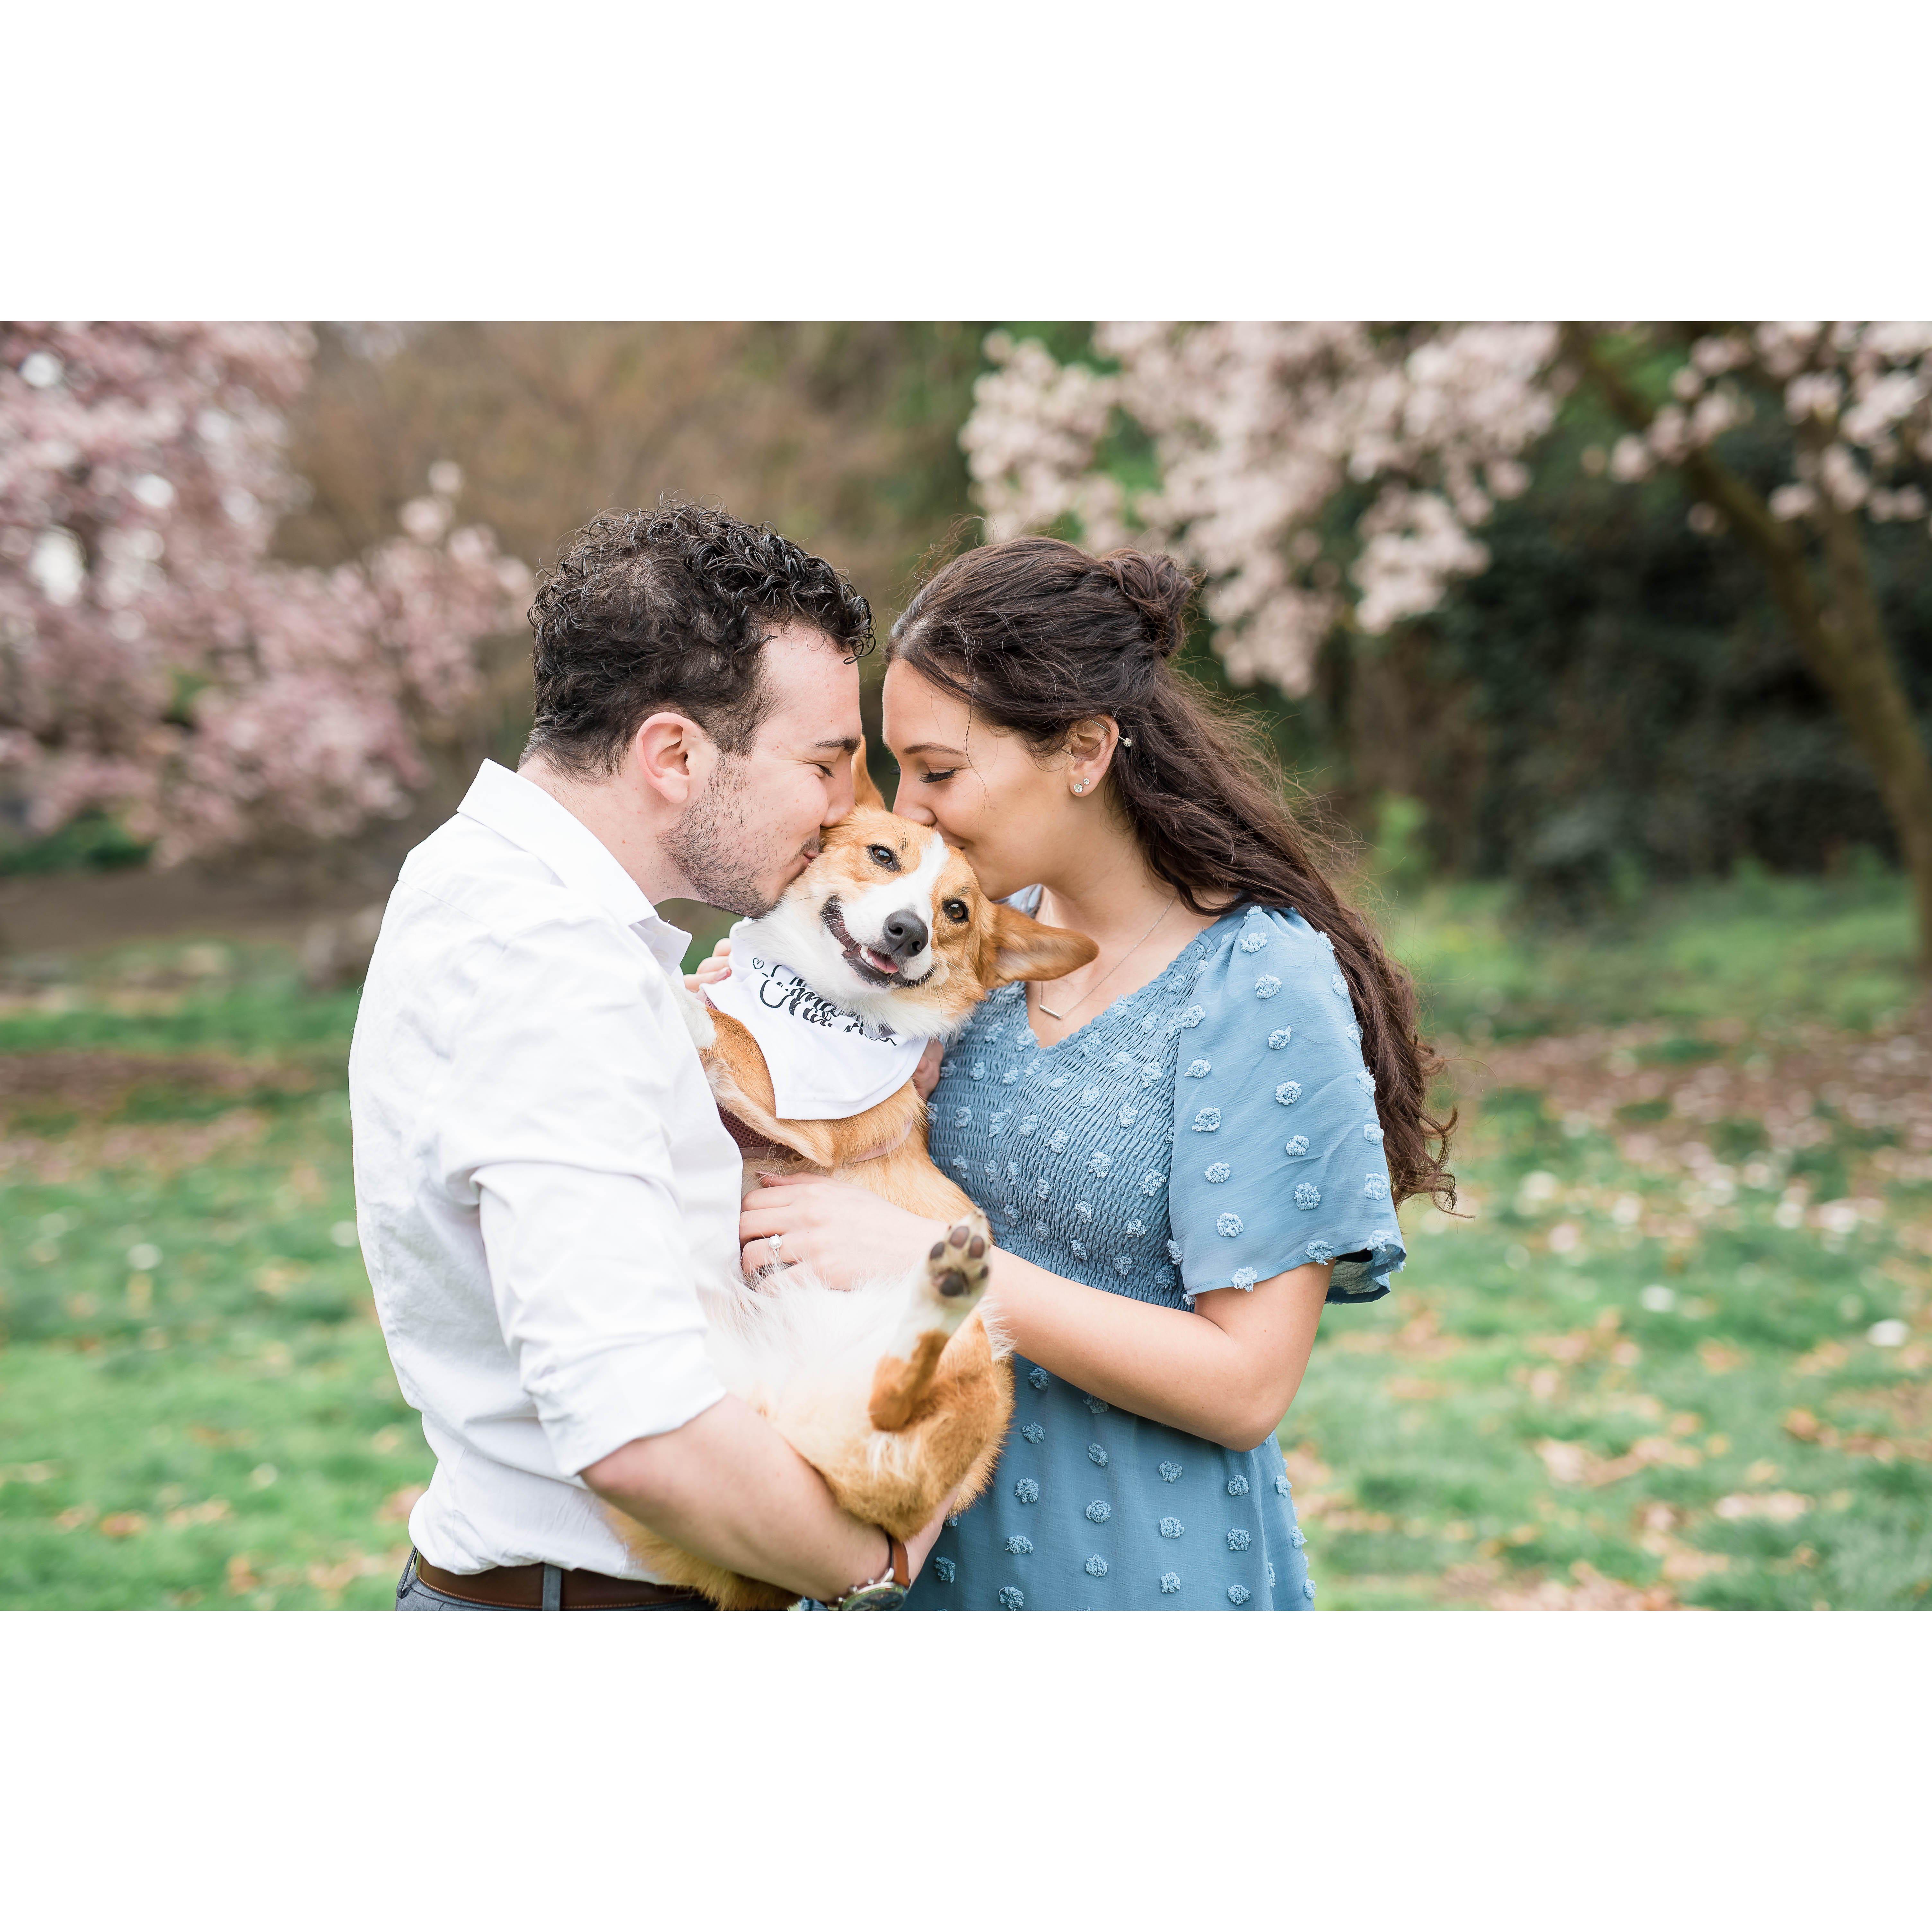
[455, 760, 692, 977]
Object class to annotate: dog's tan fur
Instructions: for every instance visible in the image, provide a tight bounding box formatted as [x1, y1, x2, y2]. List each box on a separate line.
[610, 750, 1095, 1609]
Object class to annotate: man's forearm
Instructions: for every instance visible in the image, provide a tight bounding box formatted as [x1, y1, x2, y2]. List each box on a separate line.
[582, 1394, 890, 1603]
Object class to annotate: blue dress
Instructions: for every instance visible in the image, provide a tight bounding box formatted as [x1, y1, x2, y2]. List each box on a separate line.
[905, 900, 1404, 1611]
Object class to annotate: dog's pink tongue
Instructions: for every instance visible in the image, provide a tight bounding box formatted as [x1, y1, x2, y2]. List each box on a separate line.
[862, 946, 899, 975]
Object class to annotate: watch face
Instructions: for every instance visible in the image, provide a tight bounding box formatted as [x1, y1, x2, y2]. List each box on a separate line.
[839, 1581, 908, 1611]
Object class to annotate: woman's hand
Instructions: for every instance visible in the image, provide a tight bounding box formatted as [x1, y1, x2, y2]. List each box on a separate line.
[912, 1037, 943, 1102]
[683, 935, 732, 995]
[740, 1173, 945, 1291]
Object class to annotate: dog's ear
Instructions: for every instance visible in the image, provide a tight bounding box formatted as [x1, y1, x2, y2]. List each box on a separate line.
[853, 736, 887, 811]
[987, 903, 1099, 986]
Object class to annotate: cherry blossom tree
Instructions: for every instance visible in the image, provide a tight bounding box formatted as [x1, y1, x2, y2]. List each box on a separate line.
[1560, 322, 1932, 974]
[0, 322, 528, 864]
[963, 322, 1932, 972]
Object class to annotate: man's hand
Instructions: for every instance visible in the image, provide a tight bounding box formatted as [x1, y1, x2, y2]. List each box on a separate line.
[683, 935, 732, 995]
[903, 1487, 960, 1584]
[740, 1172, 944, 1291]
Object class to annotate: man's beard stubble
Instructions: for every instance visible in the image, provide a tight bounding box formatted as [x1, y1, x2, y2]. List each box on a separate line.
[663, 756, 815, 918]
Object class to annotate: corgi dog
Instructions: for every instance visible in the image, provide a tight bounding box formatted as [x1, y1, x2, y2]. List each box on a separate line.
[610, 750, 1095, 1609]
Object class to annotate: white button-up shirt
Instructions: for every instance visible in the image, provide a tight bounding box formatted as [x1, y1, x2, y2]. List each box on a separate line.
[349, 760, 738, 1578]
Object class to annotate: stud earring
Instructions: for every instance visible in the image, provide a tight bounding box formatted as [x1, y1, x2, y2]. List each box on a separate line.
[1073, 782, 1085, 794]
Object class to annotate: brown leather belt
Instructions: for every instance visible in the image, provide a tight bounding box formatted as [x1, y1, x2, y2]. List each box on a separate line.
[409, 1551, 715, 1611]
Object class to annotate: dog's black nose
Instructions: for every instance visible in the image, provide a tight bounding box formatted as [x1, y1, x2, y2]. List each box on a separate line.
[881, 910, 928, 959]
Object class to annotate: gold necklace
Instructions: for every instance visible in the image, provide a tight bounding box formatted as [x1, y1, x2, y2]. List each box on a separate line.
[1033, 893, 1180, 1022]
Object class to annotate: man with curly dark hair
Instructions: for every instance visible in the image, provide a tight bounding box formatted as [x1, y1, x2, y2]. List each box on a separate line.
[523, 502, 878, 914]
[351, 501, 947, 1611]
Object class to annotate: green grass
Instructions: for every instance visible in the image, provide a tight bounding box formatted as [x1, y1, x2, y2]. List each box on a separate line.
[0, 949, 427, 1610]
[0, 873, 1926, 1609]
[1295, 1086, 1931, 1611]
[1380, 864, 1919, 1040]
[1295, 867, 1930, 1609]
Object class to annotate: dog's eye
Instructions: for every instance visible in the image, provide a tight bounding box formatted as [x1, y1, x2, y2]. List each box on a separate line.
[943, 898, 969, 923]
[866, 844, 900, 871]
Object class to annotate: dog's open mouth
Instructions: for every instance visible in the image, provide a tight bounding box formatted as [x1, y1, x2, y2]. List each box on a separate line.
[822, 900, 925, 987]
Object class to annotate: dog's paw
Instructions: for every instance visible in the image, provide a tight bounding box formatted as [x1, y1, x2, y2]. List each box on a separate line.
[920, 1213, 991, 1325]
[673, 980, 716, 1051]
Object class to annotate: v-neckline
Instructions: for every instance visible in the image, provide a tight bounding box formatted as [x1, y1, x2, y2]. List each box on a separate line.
[1013, 914, 1231, 1058]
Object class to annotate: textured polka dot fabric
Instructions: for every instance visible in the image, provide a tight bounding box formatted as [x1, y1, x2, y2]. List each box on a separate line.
[1168, 908, 1404, 1304]
[903, 898, 1395, 1611]
[908, 1357, 1315, 1611]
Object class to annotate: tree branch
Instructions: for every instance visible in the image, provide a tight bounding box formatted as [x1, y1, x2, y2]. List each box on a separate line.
[1560, 323, 1932, 972]
[1558, 324, 1823, 637]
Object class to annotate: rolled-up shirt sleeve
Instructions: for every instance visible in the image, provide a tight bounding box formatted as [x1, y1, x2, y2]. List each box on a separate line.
[439, 914, 730, 1474]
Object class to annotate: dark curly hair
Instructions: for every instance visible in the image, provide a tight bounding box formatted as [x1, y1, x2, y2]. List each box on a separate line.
[890, 535, 1455, 1212]
[523, 501, 874, 777]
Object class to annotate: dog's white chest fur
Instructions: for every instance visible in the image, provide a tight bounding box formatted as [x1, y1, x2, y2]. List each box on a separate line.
[698, 1254, 1005, 1442]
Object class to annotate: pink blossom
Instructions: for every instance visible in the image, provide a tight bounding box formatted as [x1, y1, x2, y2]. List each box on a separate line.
[1, 323, 522, 861]
[1609, 435, 1653, 483]
[961, 321, 1932, 692]
[1818, 442, 1870, 511]
[962, 322, 1557, 694]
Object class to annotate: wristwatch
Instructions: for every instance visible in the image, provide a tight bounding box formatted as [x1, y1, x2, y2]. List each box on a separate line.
[827, 1532, 910, 1611]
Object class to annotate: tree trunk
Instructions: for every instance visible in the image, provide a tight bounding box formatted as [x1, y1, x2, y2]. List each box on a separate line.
[1562, 325, 1932, 977]
[1805, 468, 1932, 975]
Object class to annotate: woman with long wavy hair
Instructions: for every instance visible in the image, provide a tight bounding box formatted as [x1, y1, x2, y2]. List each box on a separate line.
[739, 535, 1453, 1611]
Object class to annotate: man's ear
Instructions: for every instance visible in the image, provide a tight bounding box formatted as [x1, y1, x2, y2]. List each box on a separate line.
[633, 711, 708, 807]
[853, 735, 887, 811]
[988, 903, 1099, 985]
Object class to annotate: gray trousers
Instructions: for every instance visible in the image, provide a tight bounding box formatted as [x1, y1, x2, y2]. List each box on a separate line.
[393, 1550, 714, 1611]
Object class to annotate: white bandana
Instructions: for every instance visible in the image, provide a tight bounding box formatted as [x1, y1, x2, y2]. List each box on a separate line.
[703, 926, 930, 1121]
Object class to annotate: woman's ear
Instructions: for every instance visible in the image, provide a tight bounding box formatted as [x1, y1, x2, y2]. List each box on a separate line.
[1064, 716, 1119, 796]
[853, 735, 886, 811]
[988, 903, 1099, 985]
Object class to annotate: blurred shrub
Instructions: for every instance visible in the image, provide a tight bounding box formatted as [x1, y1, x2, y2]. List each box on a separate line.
[0, 813, 152, 877]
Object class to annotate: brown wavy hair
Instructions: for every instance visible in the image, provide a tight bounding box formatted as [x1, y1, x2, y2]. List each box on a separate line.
[889, 534, 1455, 1210]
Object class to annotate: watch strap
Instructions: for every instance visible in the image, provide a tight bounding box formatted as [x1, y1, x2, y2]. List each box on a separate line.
[825, 1531, 911, 1610]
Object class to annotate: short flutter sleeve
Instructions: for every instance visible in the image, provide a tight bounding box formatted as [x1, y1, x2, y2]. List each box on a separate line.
[1167, 907, 1405, 1306]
